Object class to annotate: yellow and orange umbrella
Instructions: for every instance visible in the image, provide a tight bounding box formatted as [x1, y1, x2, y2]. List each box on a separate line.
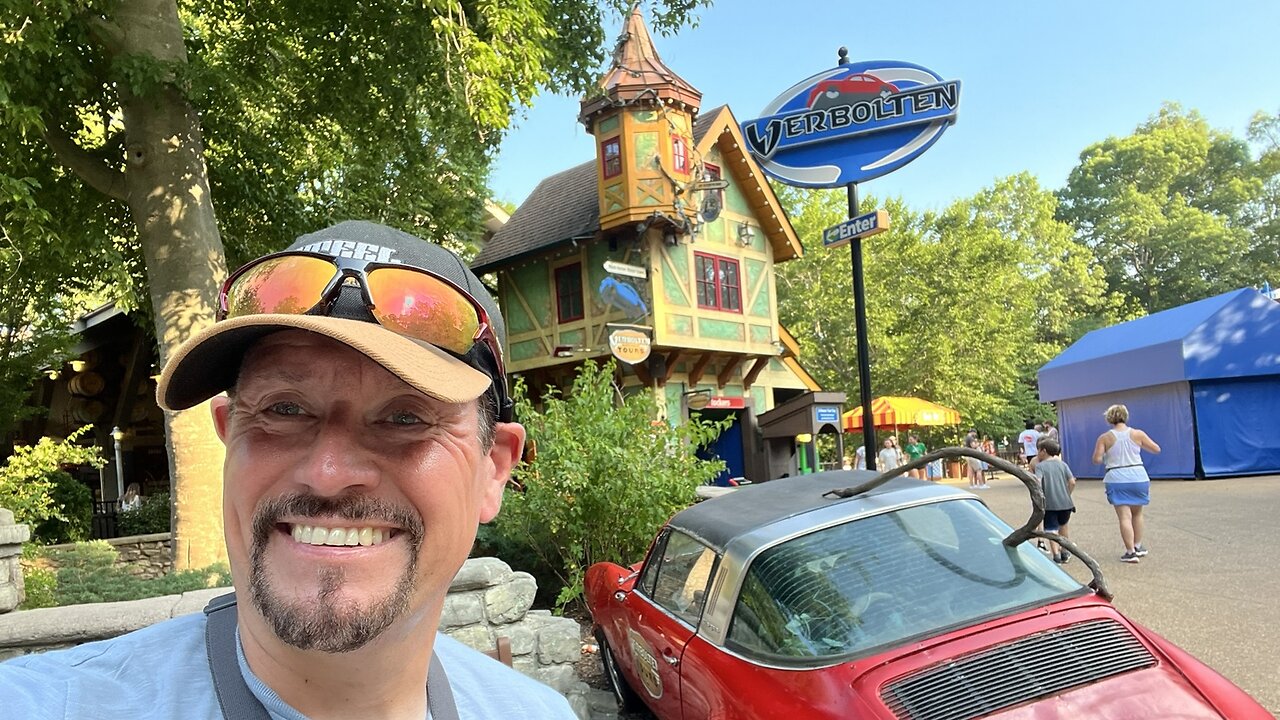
[842, 396, 962, 432]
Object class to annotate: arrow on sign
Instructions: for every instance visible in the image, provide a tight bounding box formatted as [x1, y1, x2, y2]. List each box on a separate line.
[822, 209, 890, 249]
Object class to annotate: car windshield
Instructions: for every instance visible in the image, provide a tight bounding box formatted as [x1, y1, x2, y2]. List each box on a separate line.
[726, 498, 1084, 663]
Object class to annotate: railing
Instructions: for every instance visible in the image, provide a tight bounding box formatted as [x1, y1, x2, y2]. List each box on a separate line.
[91, 500, 121, 540]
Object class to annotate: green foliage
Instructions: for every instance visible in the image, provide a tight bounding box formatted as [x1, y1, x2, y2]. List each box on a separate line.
[0, 427, 104, 536]
[117, 491, 172, 536]
[481, 360, 727, 609]
[775, 176, 1118, 441]
[23, 540, 231, 608]
[32, 470, 92, 544]
[18, 544, 57, 610]
[1059, 104, 1276, 312]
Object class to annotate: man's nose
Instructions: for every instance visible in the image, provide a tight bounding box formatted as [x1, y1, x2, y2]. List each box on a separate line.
[294, 417, 380, 496]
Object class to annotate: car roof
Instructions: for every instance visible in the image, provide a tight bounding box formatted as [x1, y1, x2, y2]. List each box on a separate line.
[669, 471, 964, 553]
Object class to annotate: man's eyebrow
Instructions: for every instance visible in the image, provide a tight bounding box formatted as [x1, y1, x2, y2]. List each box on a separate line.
[238, 363, 317, 388]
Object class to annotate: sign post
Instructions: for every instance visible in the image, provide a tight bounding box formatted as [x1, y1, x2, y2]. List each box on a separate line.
[741, 47, 959, 474]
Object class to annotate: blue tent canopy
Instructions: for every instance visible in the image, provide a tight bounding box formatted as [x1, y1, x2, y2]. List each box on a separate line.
[1039, 288, 1280, 478]
[1039, 288, 1280, 402]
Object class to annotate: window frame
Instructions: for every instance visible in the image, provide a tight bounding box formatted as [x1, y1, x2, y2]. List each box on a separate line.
[601, 137, 622, 179]
[673, 136, 689, 174]
[637, 528, 720, 628]
[554, 262, 585, 323]
[694, 252, 743, 314]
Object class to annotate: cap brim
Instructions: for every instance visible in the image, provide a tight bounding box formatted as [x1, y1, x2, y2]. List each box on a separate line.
[157, 314, 492, 411]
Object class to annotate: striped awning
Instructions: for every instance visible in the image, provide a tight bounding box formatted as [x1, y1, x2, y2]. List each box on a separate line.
[842, 396, 962, 432]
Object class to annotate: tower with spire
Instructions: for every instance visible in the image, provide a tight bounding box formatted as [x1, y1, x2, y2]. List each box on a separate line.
[579, 6, 703, 237]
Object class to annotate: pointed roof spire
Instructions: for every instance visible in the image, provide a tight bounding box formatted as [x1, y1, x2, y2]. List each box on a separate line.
[579, 5, 702, 127]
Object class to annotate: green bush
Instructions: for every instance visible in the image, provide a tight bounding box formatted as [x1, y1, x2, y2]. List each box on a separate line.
[18, 544, 57, 610]
[0, 428, 103, 537]
[33, 470, 93, 544]
[479, 360, 728, 610]
[117, 491, 171, 536]
[34, 541, 231, 607]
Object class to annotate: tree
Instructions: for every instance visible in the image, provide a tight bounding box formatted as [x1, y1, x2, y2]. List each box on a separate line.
[775, 175, 1114, 441]
[1, 0, 707, 567]
[1058, 104, 1274, 313]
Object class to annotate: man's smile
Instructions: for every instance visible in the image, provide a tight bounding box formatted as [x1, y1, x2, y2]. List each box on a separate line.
[284, 523, 399, 547]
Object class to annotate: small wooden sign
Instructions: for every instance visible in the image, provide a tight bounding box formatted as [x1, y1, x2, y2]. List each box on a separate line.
[609, 328, 652, 365]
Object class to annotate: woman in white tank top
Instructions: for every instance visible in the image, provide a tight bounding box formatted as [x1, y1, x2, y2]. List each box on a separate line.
[1092, 404, 1162, 563]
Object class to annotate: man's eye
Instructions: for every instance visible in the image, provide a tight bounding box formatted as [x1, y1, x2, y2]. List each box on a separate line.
[386, 411, 423, 426]
[268, 402, 305, 416]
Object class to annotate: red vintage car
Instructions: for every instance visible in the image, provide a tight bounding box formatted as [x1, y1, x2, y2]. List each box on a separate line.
[585, 472, 1270, 719]
[806, 73, 898, 111]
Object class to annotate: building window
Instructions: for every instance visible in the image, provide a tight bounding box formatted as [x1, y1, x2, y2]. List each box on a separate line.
[602, 138, 621, 179]
[673, 136, 689, 174]
[695, 253, 742, 313]
[555, 263, 584, 323]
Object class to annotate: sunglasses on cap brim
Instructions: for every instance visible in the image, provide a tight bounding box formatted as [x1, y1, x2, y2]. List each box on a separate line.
[218, 251, 508, 405]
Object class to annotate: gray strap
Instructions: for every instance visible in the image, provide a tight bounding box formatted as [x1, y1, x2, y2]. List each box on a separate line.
[203, 593, 460, 720]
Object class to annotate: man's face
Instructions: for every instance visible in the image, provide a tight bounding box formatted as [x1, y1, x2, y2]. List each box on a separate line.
[211, 331, 522, 652]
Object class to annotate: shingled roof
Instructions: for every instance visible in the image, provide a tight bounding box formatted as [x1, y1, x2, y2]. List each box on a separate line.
[472, 160, 599, 274]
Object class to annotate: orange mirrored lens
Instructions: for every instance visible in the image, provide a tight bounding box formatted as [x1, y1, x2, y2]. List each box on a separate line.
[226, 255, 335, 318]
[366, 267, 479, 355]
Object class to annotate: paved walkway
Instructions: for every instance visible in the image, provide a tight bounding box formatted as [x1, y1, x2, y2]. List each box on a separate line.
[971, 471, 1279, 714]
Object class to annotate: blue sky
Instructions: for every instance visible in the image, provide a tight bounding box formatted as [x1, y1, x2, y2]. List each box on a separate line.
[489, 0, 1280, 211]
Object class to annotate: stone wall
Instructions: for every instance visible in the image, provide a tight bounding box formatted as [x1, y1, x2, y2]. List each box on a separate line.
[0, 510, 31, 612]
[43, 533, 174, 579]
[0, 556, 594, 718]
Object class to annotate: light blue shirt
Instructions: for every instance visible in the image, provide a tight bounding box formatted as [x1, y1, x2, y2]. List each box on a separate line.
[0, 612, 575, 719]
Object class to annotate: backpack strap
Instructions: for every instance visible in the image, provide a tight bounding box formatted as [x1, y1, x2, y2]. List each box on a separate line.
[202, 592, 460, 720]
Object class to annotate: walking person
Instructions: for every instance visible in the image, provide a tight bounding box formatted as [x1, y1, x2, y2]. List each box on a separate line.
[878, 438, 901, 471]
[1018, 421, 1042, 470]
[1092, 404, 1161, 564]
[1035, 439, 1076, 563]
[904, 434, 927, 480]
[964, 432, 987, 490]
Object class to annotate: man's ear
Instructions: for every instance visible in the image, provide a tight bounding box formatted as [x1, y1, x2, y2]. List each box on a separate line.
[479, 421, 525, 523]
[211, 395, 232, 442]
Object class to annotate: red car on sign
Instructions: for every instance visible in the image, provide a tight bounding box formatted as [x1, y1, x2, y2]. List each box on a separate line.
[806, 73, 898, 111]
[585, 472, 1270, 719]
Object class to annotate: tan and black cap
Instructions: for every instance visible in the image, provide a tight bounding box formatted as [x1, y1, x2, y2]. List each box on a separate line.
[157, 221, 511, 420]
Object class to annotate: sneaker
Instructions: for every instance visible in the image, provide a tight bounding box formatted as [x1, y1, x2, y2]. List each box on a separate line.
[1120, 551, 1141, 563]
[1134, 544, 1149, 557]
[1036, 540, 1049, 553]
[1058, 552, 1070, 564]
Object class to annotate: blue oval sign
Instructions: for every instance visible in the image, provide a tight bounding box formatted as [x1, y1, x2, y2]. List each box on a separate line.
[741, 60, 960, 188]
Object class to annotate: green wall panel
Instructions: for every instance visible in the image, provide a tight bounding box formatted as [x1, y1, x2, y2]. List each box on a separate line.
[597, 116, 619, 134]
[505, 264, 550, 334]
[667, 314, 693, 335]
[750, 324, 772, 343]
[725, 178, 750, 215]
[604, 182, 624, 213]
[704, 217, 725, 244]
[662, 248, 690, 307]
[634, 132, 658, 168]
[698, 317, 745, 342]
[746, 258, 770, 317]
[633, 110, 658, 123]
[752, 386, 766, 410]
[560, 328, 585, 347]
[770, 358, 785, 371]
[510, 339, 544, 362]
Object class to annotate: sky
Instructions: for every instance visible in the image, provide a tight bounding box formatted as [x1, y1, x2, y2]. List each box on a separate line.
[489, 0, 1280, 212]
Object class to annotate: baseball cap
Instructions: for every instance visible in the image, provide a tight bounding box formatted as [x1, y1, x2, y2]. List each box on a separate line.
[157, 220, 510, 419]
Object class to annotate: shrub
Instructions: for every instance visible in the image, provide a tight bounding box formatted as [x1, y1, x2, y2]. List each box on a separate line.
[18, 544, 57, 610]
[37, 541, 230, 607]
[480, 360, 727, 609]
[0, 428, 103, 536]
[33, 470, 93, 544]
[117, 491, 171, 536]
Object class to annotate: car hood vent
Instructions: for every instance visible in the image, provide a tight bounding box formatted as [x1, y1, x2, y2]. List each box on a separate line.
[881, 619, 1156, 720]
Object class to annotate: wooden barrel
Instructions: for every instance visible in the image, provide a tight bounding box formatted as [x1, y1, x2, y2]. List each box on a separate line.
[68, 371, 106, 397]
[68, 398, 106, 423]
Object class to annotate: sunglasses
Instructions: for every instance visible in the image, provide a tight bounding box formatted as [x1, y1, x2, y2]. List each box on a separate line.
[219, 251, 507, 396]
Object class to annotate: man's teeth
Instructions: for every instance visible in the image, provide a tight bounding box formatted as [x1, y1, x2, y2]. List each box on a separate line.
[290, 525, 386, 546]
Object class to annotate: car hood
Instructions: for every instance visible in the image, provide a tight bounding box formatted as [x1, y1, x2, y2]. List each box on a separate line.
[850, 598, 1246, 720]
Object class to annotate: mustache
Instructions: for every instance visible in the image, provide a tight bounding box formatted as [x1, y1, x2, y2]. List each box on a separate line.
[251, 493, 425, 546]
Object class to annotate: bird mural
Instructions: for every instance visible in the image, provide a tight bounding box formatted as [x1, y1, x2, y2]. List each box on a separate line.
[598, 276, 650, 322]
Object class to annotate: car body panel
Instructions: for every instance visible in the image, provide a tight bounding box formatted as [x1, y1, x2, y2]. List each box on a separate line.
[585, 472, 1270, 720]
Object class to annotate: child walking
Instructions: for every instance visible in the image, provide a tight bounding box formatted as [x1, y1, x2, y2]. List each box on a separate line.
[1035, 438, 1076, 563]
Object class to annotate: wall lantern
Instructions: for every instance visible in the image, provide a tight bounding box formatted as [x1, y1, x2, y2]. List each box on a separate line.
[736, 222, 755, 246]
[682, 388, 712, 411]
[69, 359, 87, 373]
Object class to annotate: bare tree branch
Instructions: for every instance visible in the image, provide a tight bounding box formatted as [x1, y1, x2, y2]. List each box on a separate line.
[42, 122, 127, 203]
